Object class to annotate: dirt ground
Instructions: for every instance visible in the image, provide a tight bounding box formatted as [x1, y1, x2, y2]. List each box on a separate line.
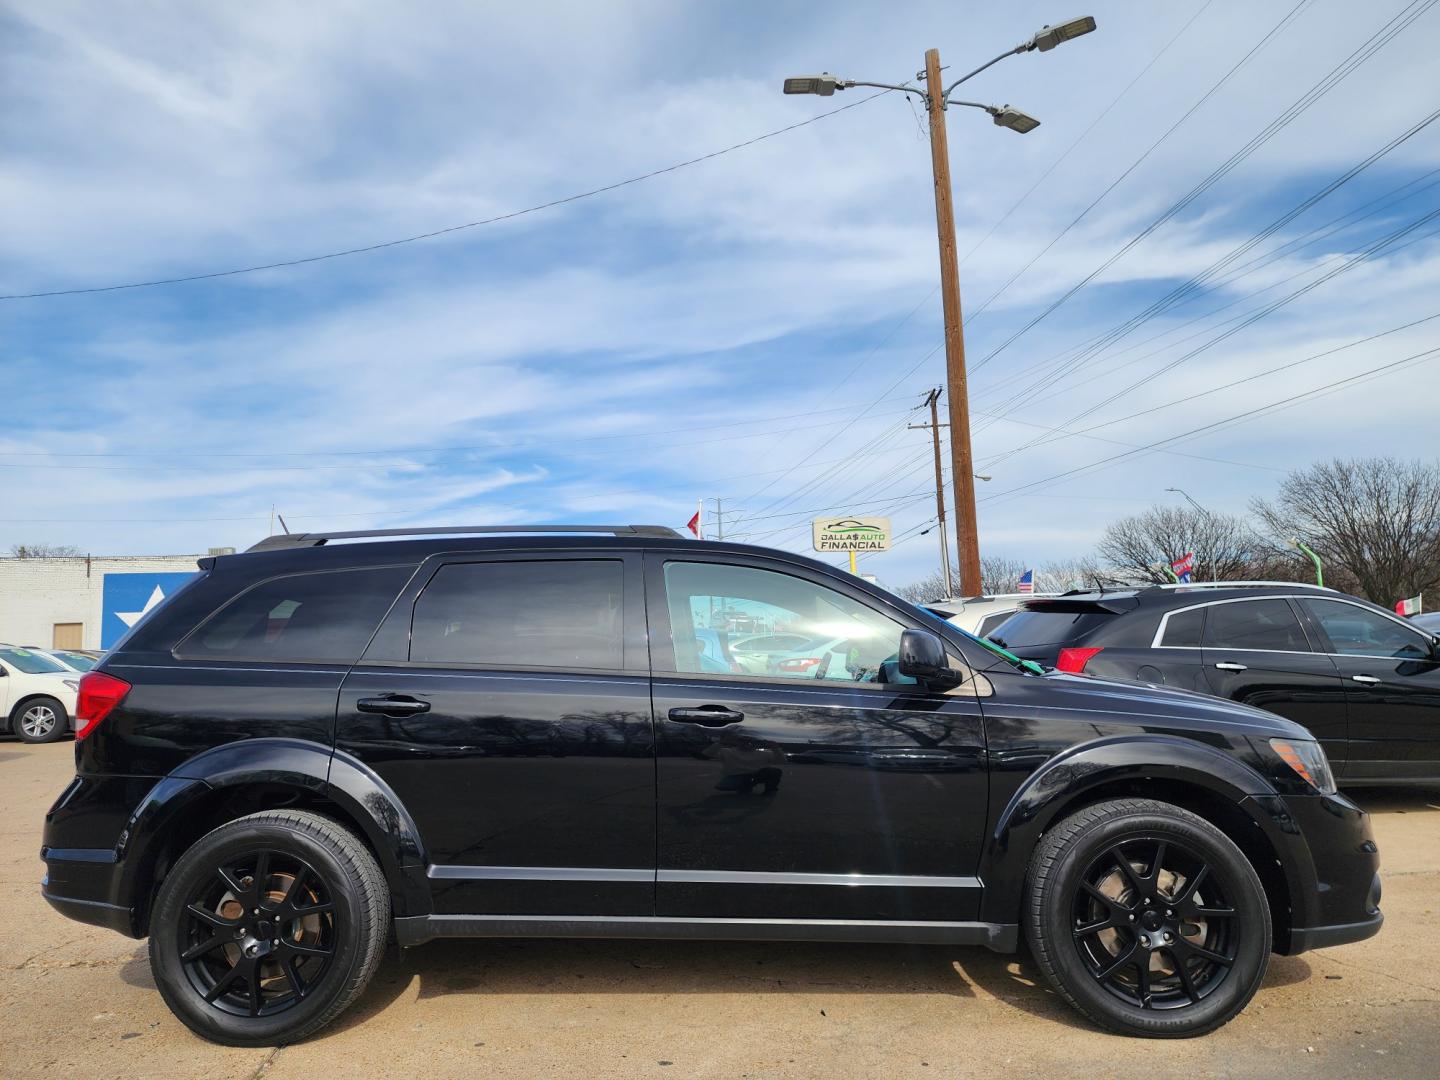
[2, 741, 1437, 1079]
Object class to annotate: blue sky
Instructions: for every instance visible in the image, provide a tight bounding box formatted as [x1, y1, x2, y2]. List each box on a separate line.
[2, 0, 1439, 589]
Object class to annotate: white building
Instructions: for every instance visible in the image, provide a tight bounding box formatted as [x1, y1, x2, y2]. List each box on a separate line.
[0, 554, 213, 651]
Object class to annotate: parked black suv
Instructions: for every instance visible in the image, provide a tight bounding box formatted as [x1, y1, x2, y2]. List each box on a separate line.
[987, 582, 1440, 785]
[43, 528, 1381, 1044]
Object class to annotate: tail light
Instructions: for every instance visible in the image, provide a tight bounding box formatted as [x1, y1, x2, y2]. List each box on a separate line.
[778, 657, 824, 673]
[1055, 647, 1104, 674]
[75, 671, 132, 740]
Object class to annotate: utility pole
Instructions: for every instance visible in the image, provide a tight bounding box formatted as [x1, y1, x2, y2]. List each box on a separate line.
[924, 48, 983, 598]
[909, 387, 953, 597]
[782, 17, 1097, 596]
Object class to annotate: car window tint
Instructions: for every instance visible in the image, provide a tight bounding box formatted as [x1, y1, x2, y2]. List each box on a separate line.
[985, 610, 1112, 648]
[1160, 606, 1205, 647]
[411, 560, 623, 669]
[1303, 599, 1431, 659]
[1202, 599, 1309, 653]
[187, 566, 412, 663]
[976, 611, 1014, 638]
[663, 561, 907, 684]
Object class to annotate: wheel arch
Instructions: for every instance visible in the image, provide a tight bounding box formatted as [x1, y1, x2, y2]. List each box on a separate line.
[978, 735, 1304, 951]
[117, 738, 430, 935]
[8, 691, 70, 728]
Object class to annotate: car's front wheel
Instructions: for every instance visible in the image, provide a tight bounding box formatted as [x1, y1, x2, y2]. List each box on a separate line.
[13, 697, 68, 743]
[1025, 797, 1271, 1037]
[148, 809, 389, 1046]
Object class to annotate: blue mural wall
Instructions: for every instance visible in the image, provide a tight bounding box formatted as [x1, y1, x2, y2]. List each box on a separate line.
[100, 571, 199, 648]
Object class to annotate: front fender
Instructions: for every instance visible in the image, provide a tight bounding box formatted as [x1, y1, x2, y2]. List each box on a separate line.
[116, 738, 430, 927]
[977, 734, 1314, 928]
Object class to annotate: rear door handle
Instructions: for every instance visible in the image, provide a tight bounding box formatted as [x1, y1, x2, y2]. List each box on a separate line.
[1213, 662, 1248, 672]
[356, 695, 431, 716]
[668, 706, 744, 727]
[1350, 674, 1381, 685]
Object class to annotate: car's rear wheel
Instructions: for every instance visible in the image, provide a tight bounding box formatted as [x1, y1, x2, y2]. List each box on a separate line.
[13, 697, 68, 743]
[1025, 798, 1271, 1037]
[149, 810, 388, 1046]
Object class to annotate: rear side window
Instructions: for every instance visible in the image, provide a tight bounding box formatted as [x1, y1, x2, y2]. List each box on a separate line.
[986, 609, 1112, 648]
[410, 560, 624, 669]
[1159, 606, 1205, 647]
[1202, 599, 1309, 653]
[181, 565, 412, 663]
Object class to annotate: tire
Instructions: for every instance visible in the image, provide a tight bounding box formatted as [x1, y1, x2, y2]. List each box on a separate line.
[148, 810, 389, 1046]
[1025, 798, 1271, 1038]
[13, 697, 68, 743]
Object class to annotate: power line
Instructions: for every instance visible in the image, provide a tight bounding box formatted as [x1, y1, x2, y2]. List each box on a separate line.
[0, 89, 898, 301]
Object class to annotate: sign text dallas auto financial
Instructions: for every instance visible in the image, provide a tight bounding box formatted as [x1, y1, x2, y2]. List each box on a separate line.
[812, 516, 892, 553]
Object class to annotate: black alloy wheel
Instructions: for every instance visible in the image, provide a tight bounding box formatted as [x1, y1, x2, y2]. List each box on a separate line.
[176, 849, 337, 1018]
[149, 810, 388, 1046]
[1025, 798, 1270, 1037]
[1070, 836, 1238, 1010]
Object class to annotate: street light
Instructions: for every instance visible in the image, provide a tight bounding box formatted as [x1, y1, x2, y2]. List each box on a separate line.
[782, 17, 1097, 596]
[1028, 16, 1099, 52]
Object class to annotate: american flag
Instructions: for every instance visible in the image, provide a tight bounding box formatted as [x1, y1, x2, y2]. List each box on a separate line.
[1017, 568, 1034, 594]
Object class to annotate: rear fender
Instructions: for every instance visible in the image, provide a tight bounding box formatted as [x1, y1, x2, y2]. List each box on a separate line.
[116, 738, 430, 928]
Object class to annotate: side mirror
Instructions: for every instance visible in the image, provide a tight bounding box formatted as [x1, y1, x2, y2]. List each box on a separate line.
[898, 628, 961, 688]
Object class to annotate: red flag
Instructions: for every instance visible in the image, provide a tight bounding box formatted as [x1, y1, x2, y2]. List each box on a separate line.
[686, 511, 701, 538]
[1396, 595, 1423, 616]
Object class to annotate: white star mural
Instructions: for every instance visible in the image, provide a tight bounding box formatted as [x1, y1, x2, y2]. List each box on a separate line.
[116, 584, 167, 628]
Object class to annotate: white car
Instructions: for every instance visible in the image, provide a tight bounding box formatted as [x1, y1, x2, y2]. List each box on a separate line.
[0, 645, 80, 743]
[926, 593, 1059, 638]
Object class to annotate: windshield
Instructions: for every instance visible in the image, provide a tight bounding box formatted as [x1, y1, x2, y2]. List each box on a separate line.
[51, 651, 96, 671]
[0, 647, 68, 674]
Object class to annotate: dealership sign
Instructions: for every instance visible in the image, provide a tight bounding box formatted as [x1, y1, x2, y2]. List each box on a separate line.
[812, 516, 892, 553]
[101, 571, 198, 648]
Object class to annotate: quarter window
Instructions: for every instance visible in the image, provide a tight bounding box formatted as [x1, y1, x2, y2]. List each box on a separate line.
[1160, 606, 1205, 648]
[1202, 599, 1309, 653]
[185, 566, 412, 663]
[411, 560, 624, 669]
[1302, 599, 1431, 659]
[662, 561, 907, 684]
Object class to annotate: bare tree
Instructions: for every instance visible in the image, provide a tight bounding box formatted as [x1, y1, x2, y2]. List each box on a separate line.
[1252, 457, 1440, 605]
[9, 543, 84, 558]
[894, 554, 1079, 602]
[1097, 504, 1262, 584]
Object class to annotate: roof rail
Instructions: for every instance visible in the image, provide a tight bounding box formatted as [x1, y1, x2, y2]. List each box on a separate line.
[245, 524, 684, 552]
[1142, 580, 1337, 593]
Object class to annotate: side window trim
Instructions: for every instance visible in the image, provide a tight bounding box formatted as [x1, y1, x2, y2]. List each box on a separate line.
[1152, 595, 1315, 654]
[1299, 596, 1435, 660]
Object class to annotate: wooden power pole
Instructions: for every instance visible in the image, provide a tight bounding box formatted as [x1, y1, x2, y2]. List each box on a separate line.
[923, 47, 983, 597]
[908, 387, 953, 597]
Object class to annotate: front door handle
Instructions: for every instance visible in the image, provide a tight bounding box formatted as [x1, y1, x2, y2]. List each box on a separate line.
[1350, 674, 1381, 685]
[1213, 662, 1248, 672]
[668, 705, 744, 727]
[356, 695, 431, 716]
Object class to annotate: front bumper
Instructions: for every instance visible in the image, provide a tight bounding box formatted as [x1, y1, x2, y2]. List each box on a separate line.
[1244, 791, 1384, 955]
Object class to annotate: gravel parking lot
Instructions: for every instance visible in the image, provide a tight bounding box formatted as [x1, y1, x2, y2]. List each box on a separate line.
[3, 741, 1437, 1079]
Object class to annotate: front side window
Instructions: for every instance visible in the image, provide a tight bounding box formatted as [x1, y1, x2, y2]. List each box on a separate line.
[1202, 598, 1309, 653]
[1302, 598, 1432, 659]
[183, 565, 412, 663]
[411, 560, 624, 670]
[662, 561, 907, 684]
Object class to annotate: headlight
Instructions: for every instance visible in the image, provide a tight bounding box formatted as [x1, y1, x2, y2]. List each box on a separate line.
[63, 679, 79, 691]
[1269, 737, 1337, 795]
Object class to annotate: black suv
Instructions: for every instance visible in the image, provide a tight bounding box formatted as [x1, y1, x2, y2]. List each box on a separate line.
[43, 527, 1381, 1045]
[987, 582, 1440, 786]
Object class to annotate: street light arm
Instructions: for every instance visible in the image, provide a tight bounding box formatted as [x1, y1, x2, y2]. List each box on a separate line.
[843, 79, 928, 101]
[941, 45, 1026, 101]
